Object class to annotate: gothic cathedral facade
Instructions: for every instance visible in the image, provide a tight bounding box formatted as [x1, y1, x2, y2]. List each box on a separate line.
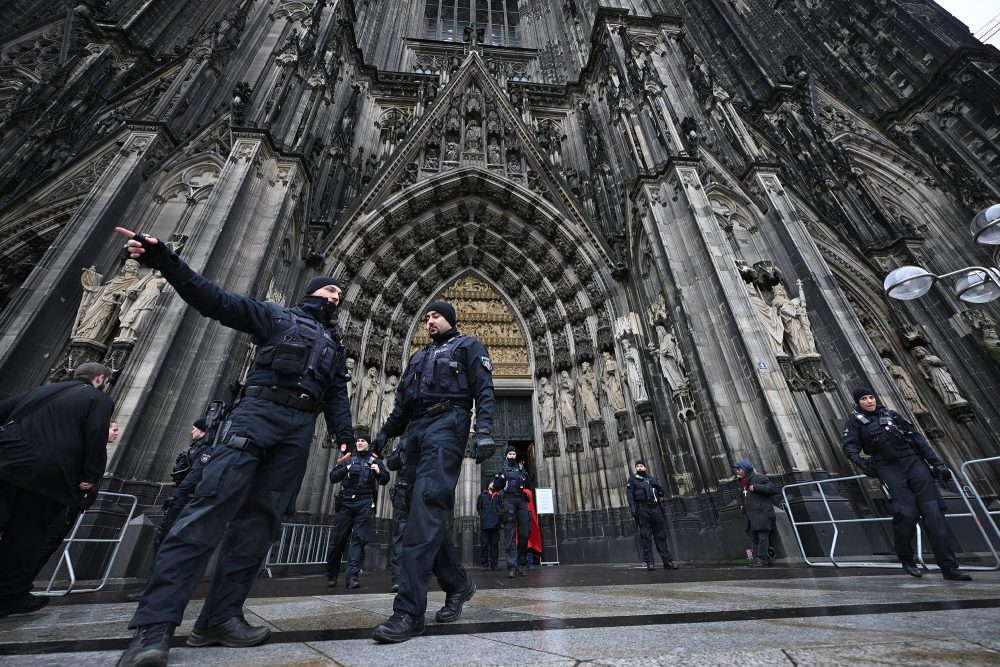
[0, 0, 998, 566]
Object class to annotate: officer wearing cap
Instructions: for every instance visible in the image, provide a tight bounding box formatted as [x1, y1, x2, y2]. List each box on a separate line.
[842, 386, 971, 581]
[155, 417, 216, 551]
[495, 446, 531, 578]
[114, 227, 354, 666]
[626, 459, 678, 571]
[370, 300, 495, 643]
[325, 436, 389, 589]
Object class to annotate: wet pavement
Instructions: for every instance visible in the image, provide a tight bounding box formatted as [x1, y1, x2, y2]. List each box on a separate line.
[1, 564, 998, 665]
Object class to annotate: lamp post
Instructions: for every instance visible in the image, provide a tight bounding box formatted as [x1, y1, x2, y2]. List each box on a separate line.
[884, 204, 1000, 303]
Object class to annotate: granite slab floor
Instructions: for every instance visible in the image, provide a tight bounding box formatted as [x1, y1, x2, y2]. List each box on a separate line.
[1, 566, 998, 666]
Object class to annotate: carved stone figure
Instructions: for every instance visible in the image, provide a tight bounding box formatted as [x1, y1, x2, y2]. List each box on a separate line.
[601, 351, 627, 413]
[538, 375, 556, 433]
[346, 357, 358, 398]
[557, 369, 579, 428]
[913, 346, 969, 408]
[578, 361, 601, 422]
[114, 271, 166, 344]
[621, 338, 649, 402]
[771, 281, 818, 359]
[649, 325, 687, 391]
[747, 282, 784, 356]
[465, 119, 482, 151]
[357, 366, 379, 426]
[379, 374, 398, 428]
[882, 357, 929, 414]
[71, 260, 142, 344]
[487, 139, 501, 164]
[444, 141, 459, 161]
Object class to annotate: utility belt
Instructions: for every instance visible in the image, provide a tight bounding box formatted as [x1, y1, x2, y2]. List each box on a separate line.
[244, 385, 324, 413]
[637, 501, 659, 508]
[337, 490, 374, 501]
[411, 399, 470, 419]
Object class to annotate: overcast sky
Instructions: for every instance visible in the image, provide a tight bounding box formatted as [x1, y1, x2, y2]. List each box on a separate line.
[935, 1, 999, 46]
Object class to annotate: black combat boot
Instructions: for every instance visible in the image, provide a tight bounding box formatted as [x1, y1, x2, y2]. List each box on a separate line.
[372, 612, 426, 643]
[346, 579, 360, 589]
[750, 558, 767, 568]
[941, 567, 972, 581]
[0, 594, 49, 618]
[516, 565, 527, 577]
[435, 578, 477, 623]
[118, 623, 175, 667]
[663, 560, 679, 570]
[186, 616, 271, 647]
[391, 582, 399, 593]
[326, 576, 338, 588]
[901, 560, 922, 577]
[646, 562, 655, 571]
[508, 568, 516, 578]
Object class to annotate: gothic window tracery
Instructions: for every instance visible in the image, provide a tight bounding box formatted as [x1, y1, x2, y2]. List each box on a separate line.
[423, 0, 520, 47]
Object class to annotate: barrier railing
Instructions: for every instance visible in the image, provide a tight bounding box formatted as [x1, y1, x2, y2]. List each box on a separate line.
[263, 522, 335, 577]
[958, 455, 1000, 551]
[781, 467, 999, 571]
[40, 491, 138, 596]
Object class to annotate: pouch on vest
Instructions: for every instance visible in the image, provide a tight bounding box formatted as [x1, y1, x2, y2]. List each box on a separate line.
[272, 339, 310, 374]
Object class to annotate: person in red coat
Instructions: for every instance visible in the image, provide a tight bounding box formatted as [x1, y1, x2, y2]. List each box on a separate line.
[522, 488, 543, 567]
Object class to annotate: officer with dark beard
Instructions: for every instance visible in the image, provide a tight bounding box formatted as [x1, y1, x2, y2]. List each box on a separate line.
[370, 300, 495, 643]
[114, 227, 354, 667]
[842, 387, 971, 581]
[325, 436, 389, 589]
[626, 460, 678, 571]
[495, 447, 530, 578]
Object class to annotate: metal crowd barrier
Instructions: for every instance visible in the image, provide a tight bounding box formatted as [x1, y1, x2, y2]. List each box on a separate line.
[262, 522, 335, 577]
[41, 491, 139, 596]
[781, 466, 1000, 571]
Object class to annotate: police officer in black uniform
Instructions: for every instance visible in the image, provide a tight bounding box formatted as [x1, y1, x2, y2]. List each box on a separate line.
[325, 436, 389, 589]
[370, 300, 495, 643]
[626, 460, 678, 571]
[386, 438, 412, 594]
[115, 227, 355, 667]
[495, 447, 531, 578]
[842, 386, 971, 581]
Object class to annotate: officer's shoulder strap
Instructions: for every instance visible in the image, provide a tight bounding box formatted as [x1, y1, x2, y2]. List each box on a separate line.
[851, 410, 871, 425]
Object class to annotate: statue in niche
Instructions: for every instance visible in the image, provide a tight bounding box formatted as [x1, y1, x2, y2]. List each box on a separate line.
[379, 374, 398, 428]
[71, 260, 142, 344]
[621, 338, 649, 402]
[444, 141, 459, 162]
[465, 119, 482, 151]
[357, 366, 379, 426]
[601, 351, 627, 413]
[882, 357, 929, 415]
[423, 144, 439, 169]
[771, 281, 818, 358]
[578, 361, 601, 422]
[346, 357, 358, 398]
[538, 375, 556, 433]
[557, 370, 579, 428]
[747, 282, 784, 356]
[446, 106, 461, 132]
[649, 324, 688, 392]
[913, 347, 969, 408]
[114, 271, 166, 344]
[487, 139, 501, 164]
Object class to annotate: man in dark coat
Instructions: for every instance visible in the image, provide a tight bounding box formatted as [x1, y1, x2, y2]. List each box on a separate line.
[476, 481, 501, 570]
[0, 362, 114, 618]
[732, 459, 777, 568]
[625, 459, 678, 571]
[114, 227, 355, 667]
[842, 386, 971, 580]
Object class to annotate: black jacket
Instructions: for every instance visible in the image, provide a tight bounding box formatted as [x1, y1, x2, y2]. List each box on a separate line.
[741, 472, 778, 532]
[842, 406, 940, 469]
[477, 490, 501, 530]
[0, 379, 114, 507]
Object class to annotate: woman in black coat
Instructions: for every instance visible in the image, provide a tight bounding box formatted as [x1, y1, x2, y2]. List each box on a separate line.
[732, 459, 778, 567]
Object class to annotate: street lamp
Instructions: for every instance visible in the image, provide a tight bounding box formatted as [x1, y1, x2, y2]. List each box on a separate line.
[884, 204, 1000, 303]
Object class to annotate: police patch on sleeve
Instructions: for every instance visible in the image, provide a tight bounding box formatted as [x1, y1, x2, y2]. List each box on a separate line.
[481, 356, 493, 372]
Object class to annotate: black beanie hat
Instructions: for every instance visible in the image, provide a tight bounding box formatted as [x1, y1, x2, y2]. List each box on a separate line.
[635, 459, 646, 467]
[193, 419, 208, 431]
[506, 446, 517, 455]
[304, 276, 344, 299]
[426, 300, 457, 327]
[852, 386, 876, 404]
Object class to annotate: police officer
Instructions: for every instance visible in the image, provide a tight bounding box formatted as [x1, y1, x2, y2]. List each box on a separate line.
[842, 387, 971, 581]
[626, 460, 678, 571]
[477, 481, 501, 571]
[115, 227, 355, 667]
[325, 436, 389, 589]
[386, 438, 412, 593]
[155, 415, 218, 551]
[370, 300, 495, 643]
[495, 447, 531, 578]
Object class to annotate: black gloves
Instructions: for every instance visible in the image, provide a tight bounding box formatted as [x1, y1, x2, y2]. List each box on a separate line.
[129, 232, 168, 264]
[859, 459, 878, 479]
[385, 447, 402, 472]
[930, 461, 949, 481]
[474, 434, 495, 464]
[371, 431, 388, 456]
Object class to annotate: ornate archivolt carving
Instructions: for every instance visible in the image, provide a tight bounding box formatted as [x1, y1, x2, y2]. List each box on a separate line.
[881, 356, 929, 415]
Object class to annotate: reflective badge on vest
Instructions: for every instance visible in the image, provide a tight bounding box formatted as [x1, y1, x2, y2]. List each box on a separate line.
[481, 356, 493, 371]
[200, 453, 211, 464]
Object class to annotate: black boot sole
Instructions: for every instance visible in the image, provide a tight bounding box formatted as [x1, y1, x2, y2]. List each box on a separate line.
[186, 627, 271, 648]
[435, 580, 477, 623]
[372, 624, 425, 644]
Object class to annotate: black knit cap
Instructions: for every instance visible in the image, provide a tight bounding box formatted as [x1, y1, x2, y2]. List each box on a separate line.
[506, 446, 518, 455]
[635, 459, 646, 467]
[304, 276, 344, 299]
[425, 300, 457, 327]
[193, 419, 208, 431]
[852, 386, 876, 404]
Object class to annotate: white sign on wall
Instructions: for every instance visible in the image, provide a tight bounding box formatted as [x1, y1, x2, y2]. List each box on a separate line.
[535, 488, 554, 514]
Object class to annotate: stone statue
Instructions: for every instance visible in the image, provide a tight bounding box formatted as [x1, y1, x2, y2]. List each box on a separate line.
[578, 361, 601, 422]
[487, 139, 501, 164]
[621, 338, 649, 402]
[357, 367, 379, 426]
[379, 374, 398, 428]
[649, 324, 687, 391]
[538, 375, 556, 433]
[913, 346, 969, 408]
[71, 260, 142, 344]
[748, 282, 784, 356]
[346, 358, 358, 398]
[557, 369, 579, 428]
[601, 351, 627, 413]
[771, 281, 818, 359]
[114, 271, 166, 344]
[444, 141, 459, 162]
[465, 120, 482, 151]
[882, 357, 929, 414]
